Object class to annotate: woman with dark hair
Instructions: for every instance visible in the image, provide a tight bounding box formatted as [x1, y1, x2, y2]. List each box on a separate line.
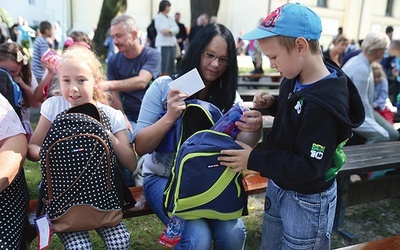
[132, 23, 263, 249]
[154, 0, 179, 75]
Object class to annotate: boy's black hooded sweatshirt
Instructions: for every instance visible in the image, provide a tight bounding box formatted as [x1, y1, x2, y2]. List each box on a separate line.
[248, 59, 365, 194]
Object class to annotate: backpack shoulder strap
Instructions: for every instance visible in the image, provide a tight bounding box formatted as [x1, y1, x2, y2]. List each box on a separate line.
[0, 68, 22, 119]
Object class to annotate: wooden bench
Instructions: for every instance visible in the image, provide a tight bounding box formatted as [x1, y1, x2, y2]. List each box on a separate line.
[23, 170, 268, 248]
[238, 80, 280, 89]
[334, 235, 400, 249]
[334, 141, 400, 240]
[239, 72, 282, 82]
[238, 88, 279, 101]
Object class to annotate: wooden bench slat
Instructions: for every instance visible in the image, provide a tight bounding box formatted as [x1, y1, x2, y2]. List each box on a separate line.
[123, 186, 152, 218]
[238, 81, 280, 88]
[345, 175, 400, 206]
[238, 88, 279, 102]
[238, 72, 282, 82]
[339, 142, 400, 176]
[334, 141, 400, 240]
[26, 170, 269, 222]
[334, 235, 400, 250]
[243, 170, 268, 195]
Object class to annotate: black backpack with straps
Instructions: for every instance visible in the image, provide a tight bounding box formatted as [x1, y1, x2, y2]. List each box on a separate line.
[38, 103, 135, 232]
[0, 68, 22, 120]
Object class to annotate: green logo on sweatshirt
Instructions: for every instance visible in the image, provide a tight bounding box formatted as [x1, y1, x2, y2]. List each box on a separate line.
[310, 143, 325, 160]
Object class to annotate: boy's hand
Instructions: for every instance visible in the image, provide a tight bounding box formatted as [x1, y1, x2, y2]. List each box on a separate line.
[236, 110, 263, 132]
[253, 91, 274, 109]
[218, 141, 252, 173]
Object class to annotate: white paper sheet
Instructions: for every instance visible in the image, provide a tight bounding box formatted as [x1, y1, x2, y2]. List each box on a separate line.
[168, 68, 205, 97]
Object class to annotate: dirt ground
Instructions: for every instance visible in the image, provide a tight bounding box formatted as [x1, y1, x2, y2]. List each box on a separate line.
[247, 194, 400, 249]
[331, 197, 400, 249]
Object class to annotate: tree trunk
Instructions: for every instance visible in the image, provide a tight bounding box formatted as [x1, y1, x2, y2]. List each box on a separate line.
[190, 0, 220, 26]
[93, 0, 127, 59]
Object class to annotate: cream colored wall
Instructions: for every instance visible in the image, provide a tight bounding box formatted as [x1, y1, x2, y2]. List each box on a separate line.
[70, 0, 102, 33]
[5, 0, 399, 48]
[69, 0, 191, 38]
[357, 0, 400, 39]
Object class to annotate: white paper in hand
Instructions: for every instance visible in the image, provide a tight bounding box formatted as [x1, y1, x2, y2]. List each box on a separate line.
[168, 68, 205, 98]
[34, 214, 53, 249]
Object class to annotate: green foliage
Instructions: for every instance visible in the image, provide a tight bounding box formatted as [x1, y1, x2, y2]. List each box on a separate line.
[0, 8, 14, 27]
[23, 160, 42, 199]
[93, 0, 127, 59]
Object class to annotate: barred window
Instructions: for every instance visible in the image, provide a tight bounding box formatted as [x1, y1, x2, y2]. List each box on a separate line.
[317, 0, 327, 8]
[385, 0, 393, 16]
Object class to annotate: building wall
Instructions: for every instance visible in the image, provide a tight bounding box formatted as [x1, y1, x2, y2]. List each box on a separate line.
[1, 0, 400, 50]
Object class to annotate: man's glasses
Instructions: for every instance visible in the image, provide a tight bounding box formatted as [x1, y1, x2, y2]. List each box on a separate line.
[203, 51, 229, 66]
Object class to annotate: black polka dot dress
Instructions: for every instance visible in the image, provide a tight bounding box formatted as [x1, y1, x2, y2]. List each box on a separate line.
[0, 169, 29, 249]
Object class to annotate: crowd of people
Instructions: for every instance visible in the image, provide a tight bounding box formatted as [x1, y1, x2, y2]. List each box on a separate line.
[1, 1, 400, 249]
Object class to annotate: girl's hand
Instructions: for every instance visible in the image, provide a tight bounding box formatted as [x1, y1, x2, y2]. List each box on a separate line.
[12, 76, 28, 90]
[253, 91, 274, 109]
[42, 60, 57, 75]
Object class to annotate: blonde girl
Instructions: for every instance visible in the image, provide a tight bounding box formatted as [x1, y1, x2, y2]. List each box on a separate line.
[372, 61, 393, 124]
[28, 45, 136, 249]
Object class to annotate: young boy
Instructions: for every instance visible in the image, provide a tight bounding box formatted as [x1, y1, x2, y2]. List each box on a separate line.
[31, 21, 52, 82]
[218, 3, 365, 249]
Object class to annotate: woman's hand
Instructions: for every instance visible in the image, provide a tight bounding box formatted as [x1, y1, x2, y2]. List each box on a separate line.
[253, 91, 274, 109]
[165, 89, 187, 122]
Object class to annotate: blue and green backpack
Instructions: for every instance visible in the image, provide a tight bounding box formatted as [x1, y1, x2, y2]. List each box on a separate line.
[162, 99, 248, 220]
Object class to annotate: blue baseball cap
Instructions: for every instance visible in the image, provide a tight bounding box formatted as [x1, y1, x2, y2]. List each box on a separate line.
[241, 3, 322, 41]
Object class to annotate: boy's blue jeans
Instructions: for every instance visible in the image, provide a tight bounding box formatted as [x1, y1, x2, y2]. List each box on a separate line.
[261, 179, 337, 250]
[143, 174, 246, 250]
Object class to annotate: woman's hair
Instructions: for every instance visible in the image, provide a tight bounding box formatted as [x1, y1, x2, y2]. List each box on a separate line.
[361, 32, 390, 55]
[63, 31, 92, 50]
[0, 42, 32, 98]
[158, 0, 171, 13]
[333, 34, 349, 45]
[371, 61, 387, 79]
[178, 23, 238, 112]
[59, 46, 108, 104]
